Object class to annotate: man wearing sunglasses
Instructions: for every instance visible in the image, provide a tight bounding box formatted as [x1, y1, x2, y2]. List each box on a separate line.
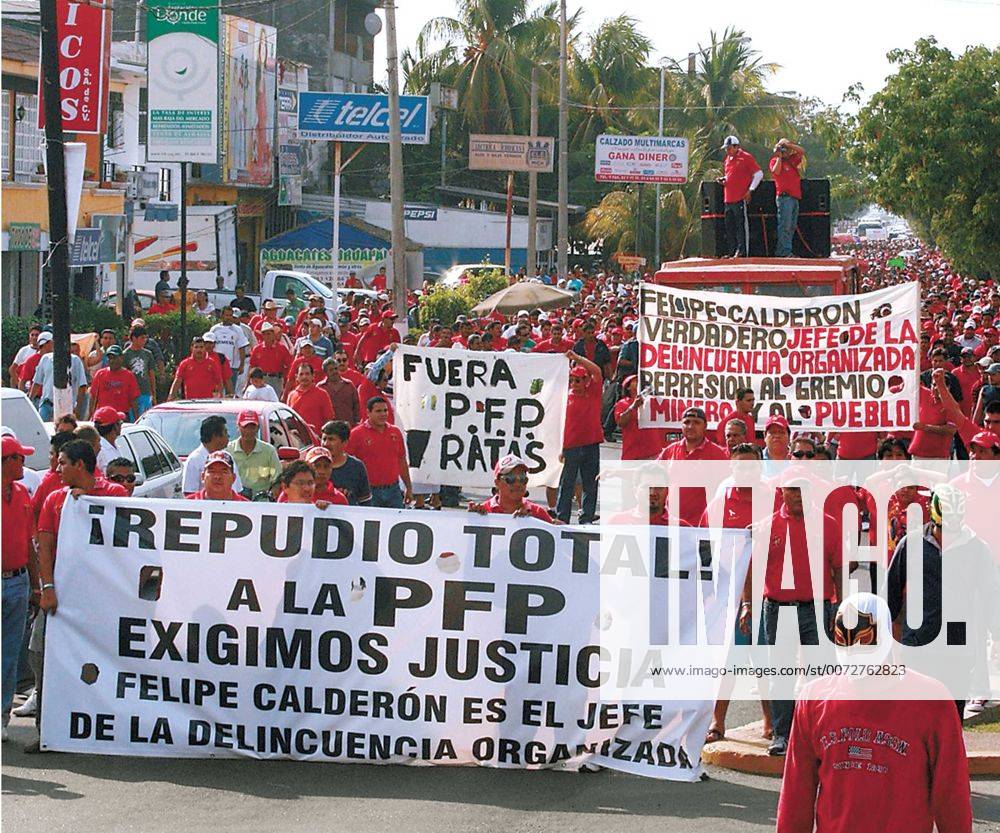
[791, 436, 818, 460]
[105, 458, 137, 497]
[468, 454, 554, 522]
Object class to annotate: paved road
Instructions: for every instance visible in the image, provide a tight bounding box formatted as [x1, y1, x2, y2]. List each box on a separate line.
[5, 711, 1000, 833]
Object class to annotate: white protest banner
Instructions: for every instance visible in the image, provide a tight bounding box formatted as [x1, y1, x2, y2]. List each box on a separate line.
[41, 498, 726, 780]
[638, 282, 919, 431]
[393, 346, 568, 488]
[595, 135, 689, 184]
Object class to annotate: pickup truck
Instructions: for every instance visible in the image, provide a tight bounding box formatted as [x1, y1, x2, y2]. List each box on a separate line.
[208, 270, 379, 319]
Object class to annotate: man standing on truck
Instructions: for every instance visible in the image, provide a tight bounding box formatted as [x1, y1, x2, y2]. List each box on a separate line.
[719, 135, 762, 258]
[770, 138, 806, 257]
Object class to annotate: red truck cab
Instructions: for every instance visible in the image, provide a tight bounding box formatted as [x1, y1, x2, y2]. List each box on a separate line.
[652, 256, 859, 297]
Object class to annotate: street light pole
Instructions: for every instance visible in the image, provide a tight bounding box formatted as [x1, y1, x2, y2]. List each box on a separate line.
[654, 62, 666, 270]
[384, 0, 407, 320]
[556, 0, 568, 281]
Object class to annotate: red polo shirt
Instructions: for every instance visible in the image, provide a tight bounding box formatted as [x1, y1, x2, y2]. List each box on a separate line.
[614, 397, 664, 460]
[186, 489, 249, 501]
[830, 430, 881, 459]
[563, 371, 605, 449]
[284, 354, 324, 389]
[276, 482, 348, 505]
[657, 436, 730, 461]
[356, 324, 400, 364]
[287, 384, 335, 435]
[2, 481, 34, 570]
[38, 479, 128, 543]
[723, 148, 761, 203]
[717, 411, 758, 446]
[770, 150, 803, 199]
[174, 356, 224, 399]
[347, 420, 406, 487]
[90, 367, 141, 413]
[32, 469, 63, 521]
[763, 505, 839, 602]
[479, 495, 553, 522]
[250, 341, 293, 376]
[909, 385, 954, 459]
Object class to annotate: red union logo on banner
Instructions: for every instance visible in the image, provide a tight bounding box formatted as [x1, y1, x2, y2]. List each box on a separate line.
[37, 0, 112, 134]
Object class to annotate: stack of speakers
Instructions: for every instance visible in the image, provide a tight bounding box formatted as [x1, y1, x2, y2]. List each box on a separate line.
[700, 179, 831, 258]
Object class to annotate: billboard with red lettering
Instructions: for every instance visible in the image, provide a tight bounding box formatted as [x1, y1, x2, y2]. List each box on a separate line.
[37, 0, 111, 134]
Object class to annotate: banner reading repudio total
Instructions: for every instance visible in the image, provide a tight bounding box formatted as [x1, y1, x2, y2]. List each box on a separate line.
[638, 282, 919, 430]
[146, 0, 220, 163]
[393, 346, 568, 489]
[41, 498, 721, 780]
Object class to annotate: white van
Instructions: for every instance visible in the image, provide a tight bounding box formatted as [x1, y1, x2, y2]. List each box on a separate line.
[1, 388, 50, 471]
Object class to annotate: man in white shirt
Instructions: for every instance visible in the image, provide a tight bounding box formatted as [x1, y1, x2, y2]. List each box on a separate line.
[182, 415, 243, 495]
[210, 307, 249, 391]
[93, 406, 126, 470]
[30, 341, 88, 421]
[9, 324, 41, 389]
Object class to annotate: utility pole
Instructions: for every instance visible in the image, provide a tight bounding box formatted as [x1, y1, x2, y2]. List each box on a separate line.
[39, 0, 72, 417]
[557, 0, 568, 281]
[440, 110, 447, 187]
[654, 62, 665, 270]
[332, 141, 342, 288]
[179, 163, 188, 349]
[385, 0, 407, 320]
[526, 67, 538, 279]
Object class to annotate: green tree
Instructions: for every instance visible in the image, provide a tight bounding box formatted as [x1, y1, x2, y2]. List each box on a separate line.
[851, 38, 1000, 275]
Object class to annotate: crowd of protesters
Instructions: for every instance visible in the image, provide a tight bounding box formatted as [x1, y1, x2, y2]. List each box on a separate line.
[1, 234, 997, 833]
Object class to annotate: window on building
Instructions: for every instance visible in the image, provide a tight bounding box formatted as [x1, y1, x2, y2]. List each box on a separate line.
[106, 91, 125, 150]
[138, 87, 148, 145]
[11, 94, 46, 180]
[158, 167, 172, 201]
[2, 90, 11, 179]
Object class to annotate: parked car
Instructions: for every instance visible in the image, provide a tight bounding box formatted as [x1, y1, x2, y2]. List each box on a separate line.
[101, 289, 155, 314]
[1, 388, 50, 472]
[435, 264, 509, 288]
[136, 399, 316, 461]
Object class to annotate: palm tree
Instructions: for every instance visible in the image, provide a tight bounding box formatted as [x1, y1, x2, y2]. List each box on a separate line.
[414, 0, 559, 134]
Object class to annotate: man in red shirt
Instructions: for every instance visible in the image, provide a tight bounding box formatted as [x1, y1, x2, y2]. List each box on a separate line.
[720, 135, 762, 257]
[88, 344, 140, 418]
[249, 323, 292, 398]
[556, 352, 605, 524]
[286, 363, 334, 436]
[147, 290, 178, 316]
[370, 266, 388, 292]
[355, 311, 401, 365]
[347, 396, 411, 508]
[169, 336, 225, 400]
[658, 407, 730, 461]
[769, 137, 805, 257]
[614, 376, 665, 460]
[756, 480, 841, 756]
[952, 348, 984, 416]
[468, 454, 554, 521]
[186, 450, 249, 501]
[248, 300, 287, 336]
[531, 320, 572, 354]
[716, 387, 758, 446]
[19, 330, 52, 392]
[283, 341, 325, 395]
[778, 594, 972, 833]
[31, 431, 77, 521]
[278, 446, 348, 505]
[910, 382, 956, 459]
[3, 436, 39, 735]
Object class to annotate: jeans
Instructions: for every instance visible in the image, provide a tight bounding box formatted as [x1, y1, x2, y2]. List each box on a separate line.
[724, 201, 750, 257]
[775, 194, 799, 257]
[38, 400, 53, 422]
[2, 571, 30, 718]
[371, 484, 404, 509]
[556, 443, 600, 523]
[760, 598, 835, 742]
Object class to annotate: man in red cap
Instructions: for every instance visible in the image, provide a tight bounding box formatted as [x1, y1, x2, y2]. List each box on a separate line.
[347, 396, 411, 508]
[92, 406, 126, 471]
[556, 352, 605, 524]
[169, 335, 225, 400]
[614, 376, 665, 460]
[286, 362, 334, 437]
[88, 344, 140, 419]
[186, 451, 249, 501]
[2, 435, 39, 738]
[355, 310, 401, 365]
[468, 454, 554, 521]
[763, 414, 791, 461]
[968, 430, 1000, 460]
[227, 410, 280, 497]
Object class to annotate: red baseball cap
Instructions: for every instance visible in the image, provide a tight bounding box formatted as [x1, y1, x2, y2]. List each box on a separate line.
[204, 450, 236, 471]
[92, 406, 126, 426]
[2, 436, 35, 458]
[969, 431, 1000, 451]
[765, 414, 790, 433]
[494, 453, 528, 476]
[570, 365, 590, 379]
[304, 446, 333, 464]
[237, 409, 260, 427]
[381, 310, 398, 321]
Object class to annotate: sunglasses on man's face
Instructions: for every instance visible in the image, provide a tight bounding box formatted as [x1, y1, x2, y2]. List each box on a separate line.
[500, 473, 528, 486]
[792, 450, 815, 459]
[108, 473, 137, 484]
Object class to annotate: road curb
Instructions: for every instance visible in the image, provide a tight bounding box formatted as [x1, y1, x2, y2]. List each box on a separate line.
[702, 720, 1000, 777]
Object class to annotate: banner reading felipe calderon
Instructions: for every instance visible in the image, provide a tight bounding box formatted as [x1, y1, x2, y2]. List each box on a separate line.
[393, 346, 567, 489]
[146, 0, 220, 163]
[638, 282, 919, 431]
[41, 497, 718, 780]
